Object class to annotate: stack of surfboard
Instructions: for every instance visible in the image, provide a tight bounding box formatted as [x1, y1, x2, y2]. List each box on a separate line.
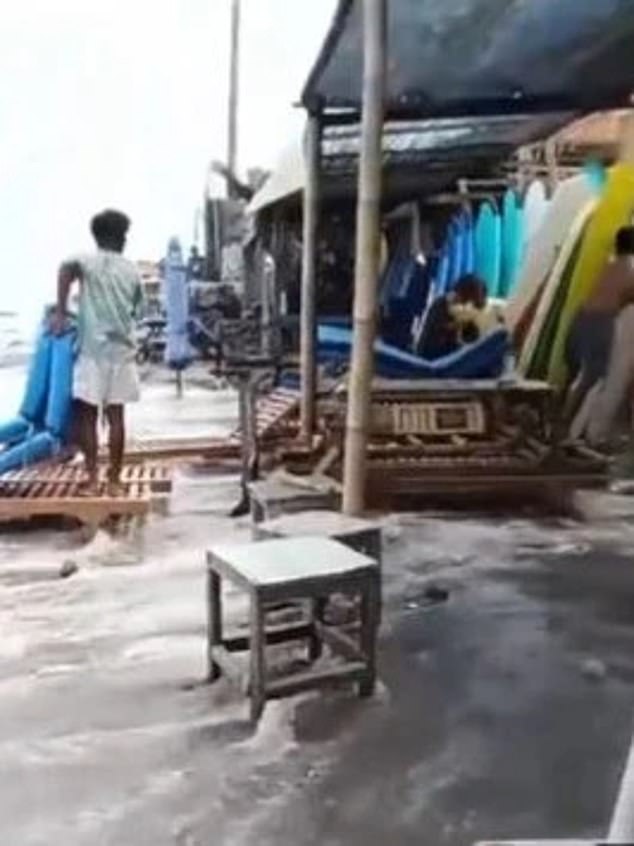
[432, 181, 551, 303]
[508, 165, 634, 387]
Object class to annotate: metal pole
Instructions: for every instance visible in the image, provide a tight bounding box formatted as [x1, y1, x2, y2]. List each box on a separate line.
[227, 0, 241, 199]
[342, 0, 387, 515]
[299, 114, 322, 438]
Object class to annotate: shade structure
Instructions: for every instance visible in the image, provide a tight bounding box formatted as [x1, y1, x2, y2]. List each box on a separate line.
[303, 0, 634, 122]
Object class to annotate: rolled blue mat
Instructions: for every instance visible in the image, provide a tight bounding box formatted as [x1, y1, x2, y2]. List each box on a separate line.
[0, 431, 59, 476]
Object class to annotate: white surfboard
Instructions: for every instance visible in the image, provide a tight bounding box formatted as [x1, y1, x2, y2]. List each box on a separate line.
[507, 175, 595, 331]
[522, 179, 550, 252]
[518, 198, 597, 376]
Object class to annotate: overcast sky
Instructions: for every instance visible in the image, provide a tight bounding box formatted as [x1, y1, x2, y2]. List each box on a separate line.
[0, 0, 336, 317]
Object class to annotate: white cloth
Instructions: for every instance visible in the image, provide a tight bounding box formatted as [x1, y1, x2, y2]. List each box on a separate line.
[73, 353, 140, 407]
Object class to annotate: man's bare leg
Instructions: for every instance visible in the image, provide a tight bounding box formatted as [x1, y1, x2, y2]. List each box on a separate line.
[559, 369, 594, 441]
[76, 400, 99, 493]
[105, 404, 125, 495]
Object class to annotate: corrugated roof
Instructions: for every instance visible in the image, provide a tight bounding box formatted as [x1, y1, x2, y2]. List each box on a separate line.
[303, 0, 634, 122]
[324, 113, 573, 168]
[248, 112, 574, 214]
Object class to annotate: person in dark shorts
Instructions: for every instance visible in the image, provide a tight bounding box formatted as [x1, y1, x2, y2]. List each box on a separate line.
[563, 226, 634, 428]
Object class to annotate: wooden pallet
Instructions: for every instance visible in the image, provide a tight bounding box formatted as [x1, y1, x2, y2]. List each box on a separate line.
[0, 462, 172, 526]
[125, 388, 301, 464]
[123, 437, 229, 463]
[0, 462, 172, 494]
[232, 388, 300, 440]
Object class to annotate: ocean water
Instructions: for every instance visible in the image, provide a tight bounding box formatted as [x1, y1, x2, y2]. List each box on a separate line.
[0, 311, 34, 367]
[0, 312, 35, 419]
[0, 310, 239, 438]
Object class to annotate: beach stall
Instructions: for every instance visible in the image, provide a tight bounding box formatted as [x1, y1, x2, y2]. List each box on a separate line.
[286, 0, 634, 511]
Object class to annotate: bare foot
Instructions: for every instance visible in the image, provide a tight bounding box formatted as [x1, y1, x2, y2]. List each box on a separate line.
[107, 480, 125, 499]
[77, 479, 100, 498]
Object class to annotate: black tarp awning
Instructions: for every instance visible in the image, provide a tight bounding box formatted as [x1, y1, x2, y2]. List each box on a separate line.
[303, 0, 634, 122]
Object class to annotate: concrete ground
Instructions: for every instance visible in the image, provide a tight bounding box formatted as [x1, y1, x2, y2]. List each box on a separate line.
[2, 378, 634, 844]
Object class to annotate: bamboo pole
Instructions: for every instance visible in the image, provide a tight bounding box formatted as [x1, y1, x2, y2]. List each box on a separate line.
[227, 0, 241, 199]
[342, 0, 387, 515]
[299, 114, 322, 438]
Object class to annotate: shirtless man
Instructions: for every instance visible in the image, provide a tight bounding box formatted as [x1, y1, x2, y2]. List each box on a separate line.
[564, 226, 634, 426]
[52, 210, 143, 495]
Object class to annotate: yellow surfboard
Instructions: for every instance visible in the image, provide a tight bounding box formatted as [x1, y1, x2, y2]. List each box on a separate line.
[547, 163, 634, 387]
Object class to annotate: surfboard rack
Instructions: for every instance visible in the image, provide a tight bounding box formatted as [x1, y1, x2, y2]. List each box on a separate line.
[0, 462, 172, 527]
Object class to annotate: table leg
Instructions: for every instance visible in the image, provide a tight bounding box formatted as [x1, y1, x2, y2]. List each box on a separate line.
[359, 572, 380, 698]
[238, 377, 251, 500]
[207, 567, 222, 682]
[249, 593, 266, 722]
[366, 534, 383, 625]
[308, 598, 326, 662]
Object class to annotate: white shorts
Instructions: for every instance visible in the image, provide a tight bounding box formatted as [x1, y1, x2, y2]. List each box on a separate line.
[73, 354, 140, 407]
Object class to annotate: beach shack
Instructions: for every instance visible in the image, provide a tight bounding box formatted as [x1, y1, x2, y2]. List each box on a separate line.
[258, 0, 634, 512]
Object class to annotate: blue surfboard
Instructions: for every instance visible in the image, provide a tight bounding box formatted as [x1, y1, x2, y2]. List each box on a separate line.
[475, 202, 501, 295]
[500, 189, 525, 298]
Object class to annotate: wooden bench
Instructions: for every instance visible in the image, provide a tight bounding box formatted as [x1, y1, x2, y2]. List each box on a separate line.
[255, 509, 382, 566]
[206, 536, 381, 722]
[248, 477, 340, 524]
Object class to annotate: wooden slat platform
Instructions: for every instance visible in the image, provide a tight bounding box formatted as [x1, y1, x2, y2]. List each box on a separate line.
[0, 462, 172, 494]
[125, 388, 301, 463]
[123, 437, 229, 463]
[232, 388, 300, 440]
[0, 462, 172, 526]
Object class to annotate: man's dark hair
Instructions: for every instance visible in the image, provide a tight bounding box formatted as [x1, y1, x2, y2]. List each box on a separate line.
[91, 209, 131, 252]
[453, 274, 487, 308]
[616, 226, 634, 257]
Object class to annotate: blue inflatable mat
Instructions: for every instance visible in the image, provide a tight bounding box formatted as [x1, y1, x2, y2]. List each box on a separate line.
[45, 331, 75, 438]
[0, 322, 76, 475]
[317, 324, 508, 380]
[0, 432, 58, 476]
[20, 329, 53, 424]
[0, 417, 31, 449]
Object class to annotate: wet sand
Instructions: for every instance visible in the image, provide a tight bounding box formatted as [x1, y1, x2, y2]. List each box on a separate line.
[2, 370, 634, 844]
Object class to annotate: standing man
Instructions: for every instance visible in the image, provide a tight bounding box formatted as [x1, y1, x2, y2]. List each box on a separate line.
[52, 209, 142, 496]
[563, 226, 634, 430]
